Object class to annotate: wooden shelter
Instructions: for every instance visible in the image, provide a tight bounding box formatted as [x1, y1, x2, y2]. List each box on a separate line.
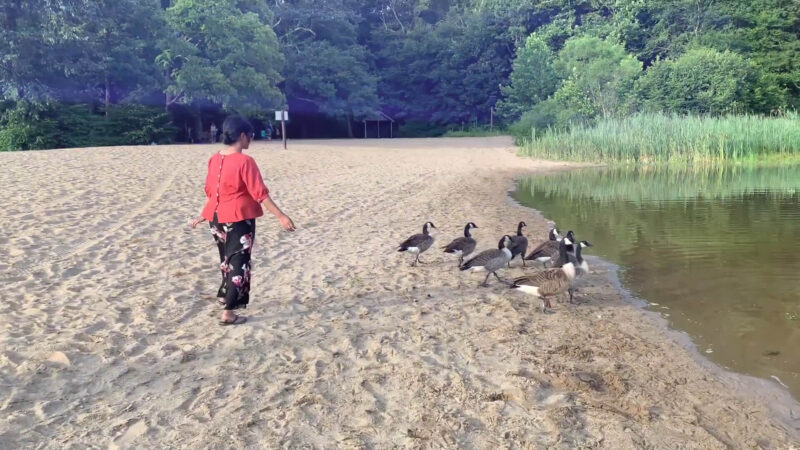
[362, 111, 395, 138]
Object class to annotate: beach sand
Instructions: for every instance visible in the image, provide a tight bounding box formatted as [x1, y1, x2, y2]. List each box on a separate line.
[1, 137, 798, 448]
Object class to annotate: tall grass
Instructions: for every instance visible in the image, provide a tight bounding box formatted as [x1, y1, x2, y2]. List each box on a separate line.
[516, 112, 800, 165]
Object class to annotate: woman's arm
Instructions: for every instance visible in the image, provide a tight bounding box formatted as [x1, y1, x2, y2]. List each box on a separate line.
[262, 195, 296, 231]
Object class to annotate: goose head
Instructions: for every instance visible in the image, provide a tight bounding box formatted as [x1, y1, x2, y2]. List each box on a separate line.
[497, 235, 513, 249]
[579, 240, 593, 248]
[517, 221, 527, 236]
[574, 240, 584, 262]
[423, 222, 437, 234]
[464, 222, 478, 237]
[549, 227, 560, 241]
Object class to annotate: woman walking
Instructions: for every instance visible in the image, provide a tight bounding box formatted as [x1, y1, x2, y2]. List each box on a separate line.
[191, 116, 295, 325]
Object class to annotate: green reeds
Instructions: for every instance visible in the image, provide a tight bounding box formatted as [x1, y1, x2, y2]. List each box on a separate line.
[516, 113, 800, 165]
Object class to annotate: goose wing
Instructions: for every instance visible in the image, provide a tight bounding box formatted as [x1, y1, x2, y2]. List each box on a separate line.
[460, 248, 501, 270]
[525, 239, 558, 260]
[398, 233, 432, 251]
[444, 236, 468, 252]
[512, 270, 570, 296]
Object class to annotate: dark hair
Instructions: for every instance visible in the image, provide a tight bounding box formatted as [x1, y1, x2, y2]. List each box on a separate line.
[221, 116, 254, 145]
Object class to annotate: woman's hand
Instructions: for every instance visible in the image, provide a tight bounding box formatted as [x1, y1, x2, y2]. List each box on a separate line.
[190, 216, 207, 228]
[278, 214, 296, 232]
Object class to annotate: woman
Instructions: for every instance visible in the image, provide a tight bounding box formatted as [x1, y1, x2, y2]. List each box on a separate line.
[191, 116, 295, 325]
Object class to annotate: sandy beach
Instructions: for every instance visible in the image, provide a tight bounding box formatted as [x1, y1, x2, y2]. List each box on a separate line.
[1, 136, 798, 448]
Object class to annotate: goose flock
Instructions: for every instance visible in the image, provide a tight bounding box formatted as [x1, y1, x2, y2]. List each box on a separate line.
[397, 222, 593, 313]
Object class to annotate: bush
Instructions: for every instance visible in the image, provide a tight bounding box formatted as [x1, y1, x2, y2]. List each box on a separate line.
[106, 105, 177, 145]
[635, 48, 763, 115]
[0, 102, 61, 151]
[509, 99, 560, 137]
[0, 101, 177, 151]
[396, 120, 451, 137]
[496, 35, 559, 122]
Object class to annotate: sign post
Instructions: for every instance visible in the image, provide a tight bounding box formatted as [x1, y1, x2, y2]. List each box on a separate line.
[488, 95, 497, 132]
[275, 110, 289, 149]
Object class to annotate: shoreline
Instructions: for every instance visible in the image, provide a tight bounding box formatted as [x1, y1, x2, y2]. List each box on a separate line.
[507, 168, 800, 428]
[1, 137, 798, 447]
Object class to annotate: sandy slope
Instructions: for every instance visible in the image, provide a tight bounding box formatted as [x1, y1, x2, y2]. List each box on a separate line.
[0, 137, 798, 449]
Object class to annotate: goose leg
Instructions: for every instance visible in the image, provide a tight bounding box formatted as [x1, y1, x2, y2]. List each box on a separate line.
[479, 272, 491, 287]
[493, 272, 511, 286]
[568, 288, 574, 304]
[411, 254, 419, 267]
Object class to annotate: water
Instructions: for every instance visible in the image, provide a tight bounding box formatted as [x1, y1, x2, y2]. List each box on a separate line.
[512, 165, 800, 397]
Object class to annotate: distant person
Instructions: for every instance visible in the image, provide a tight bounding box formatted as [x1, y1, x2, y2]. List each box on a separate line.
[265, 122, 273, 141]
[210, 123, 217, 143]
[190, 116, 296, 325]
[260, 129, 267, 140]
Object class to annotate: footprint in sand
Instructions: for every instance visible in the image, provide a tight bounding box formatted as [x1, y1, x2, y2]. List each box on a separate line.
[108, 419, 148, 450]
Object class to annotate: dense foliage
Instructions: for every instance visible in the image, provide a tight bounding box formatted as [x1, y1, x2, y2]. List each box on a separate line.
[0, 0, 798, 150]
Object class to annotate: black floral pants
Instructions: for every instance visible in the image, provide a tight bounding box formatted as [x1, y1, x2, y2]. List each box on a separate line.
[210, 214, 255, 310]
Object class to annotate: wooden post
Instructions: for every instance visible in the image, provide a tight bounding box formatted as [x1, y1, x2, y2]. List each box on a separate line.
[364, 121, 367, 138]
[490, 106, 494, 132]
[281, 114, 287, 150]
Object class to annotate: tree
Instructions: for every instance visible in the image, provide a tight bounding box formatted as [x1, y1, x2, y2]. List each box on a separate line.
[157, 0, 284, 112]
[554, 36, 642, 119]
[634, 47, 762, 115]
[496, 34, 559, 121]
[374, 9, 513, 126]
[0, 0, 95, 102]
[272, 0, 379, 136]
[78, 0, 166, 113]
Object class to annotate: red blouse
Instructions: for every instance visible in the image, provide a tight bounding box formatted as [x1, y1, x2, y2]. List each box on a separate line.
[202, 152, 270, 223]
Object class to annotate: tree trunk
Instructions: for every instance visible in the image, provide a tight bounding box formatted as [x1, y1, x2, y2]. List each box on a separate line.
[104, 73, 111, 117]
[346, 114, 353, 138]
[194, 114, 203, 143]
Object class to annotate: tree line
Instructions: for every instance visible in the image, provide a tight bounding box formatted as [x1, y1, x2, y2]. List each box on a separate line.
[1, 0, 797, 150]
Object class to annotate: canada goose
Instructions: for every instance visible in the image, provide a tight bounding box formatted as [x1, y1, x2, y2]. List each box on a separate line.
[525, 229, 573, 268]
[442, 222, 478, 266]
[566, 240, 592, 303]
[567, 240, 593, 270]
[511, 237, 576, 313]
[397, 222, 436, 267]
[460, 235, 514, 287]
[508, 221, 528, 268]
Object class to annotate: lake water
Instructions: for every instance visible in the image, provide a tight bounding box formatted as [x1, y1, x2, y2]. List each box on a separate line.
[512, 165, 800, 398]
